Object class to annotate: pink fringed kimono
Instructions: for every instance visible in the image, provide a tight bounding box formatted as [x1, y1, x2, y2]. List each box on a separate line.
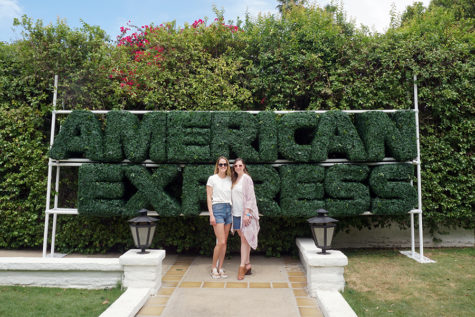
[241, 174, 260, 250]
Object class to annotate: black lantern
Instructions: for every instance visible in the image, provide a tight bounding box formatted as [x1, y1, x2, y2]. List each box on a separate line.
[307, 209, 338, 254]
[128, 209, 158, 254]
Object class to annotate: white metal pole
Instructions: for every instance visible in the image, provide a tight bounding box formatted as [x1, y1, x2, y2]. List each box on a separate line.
[51, 214, 57, 256]
[43, 75, 58, 257]
[42, 212, 49, 257]
[411, 213, 415, 256]
[414, 75, 424, 260]
[51, 166, 60, 256]
[54, 166, 60, 209]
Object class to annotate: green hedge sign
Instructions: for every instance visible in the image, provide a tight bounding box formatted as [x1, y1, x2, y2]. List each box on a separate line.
[50, 110, 418, 217]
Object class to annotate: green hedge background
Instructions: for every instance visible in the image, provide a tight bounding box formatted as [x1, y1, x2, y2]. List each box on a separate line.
[52, 109, 417, 217]
[75, 162, 417, 217]
[0, 1, 473, 255]
[49, 110, 416, 163]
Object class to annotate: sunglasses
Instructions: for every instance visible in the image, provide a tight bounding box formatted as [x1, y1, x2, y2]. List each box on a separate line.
[218, 163, 228, 167]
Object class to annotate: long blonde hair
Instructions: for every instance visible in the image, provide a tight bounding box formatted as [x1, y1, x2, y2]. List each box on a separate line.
[213, 156, 231, 176]
[231, 158, 250, 185]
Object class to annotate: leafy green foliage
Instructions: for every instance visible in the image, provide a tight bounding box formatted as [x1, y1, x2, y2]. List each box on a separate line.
[0, 102, 47, 249]
[355, 111, 417, 161]
[110, 19, 252, 110]
[280, 165, 325, 216]
[0, 2, 473, 253]
[278, 112, 318, 162]
[370, 164, 418, 215]
[181, 165, 213, 215]
[167, 111, 212, 163]
[325, 164, 370, 216]
[78, 164, 125, 217]
[49, 110, 104, 161]
[103, 111, 167, 163]
[313, 111, 367, 161]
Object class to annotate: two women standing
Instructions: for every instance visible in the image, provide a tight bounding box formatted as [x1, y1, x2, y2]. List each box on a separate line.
[206, 156, 260, 280]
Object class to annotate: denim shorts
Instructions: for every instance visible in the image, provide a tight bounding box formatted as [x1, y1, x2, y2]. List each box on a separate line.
[212, 203, 232, 224]
[233, 216, 241, 230]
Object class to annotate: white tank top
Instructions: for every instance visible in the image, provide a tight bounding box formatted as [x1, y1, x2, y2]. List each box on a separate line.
[206, 174, 232, 205]
[231, 177, 244, 217]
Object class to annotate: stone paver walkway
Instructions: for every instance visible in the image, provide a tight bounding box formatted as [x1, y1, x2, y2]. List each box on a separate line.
[136, 255, 323, 317]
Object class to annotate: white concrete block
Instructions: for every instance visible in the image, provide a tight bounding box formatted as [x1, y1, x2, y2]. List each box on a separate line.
[315, 290, 357, 317]
[99, 287, 151, 317]
[123, 270, 160, 281]
[120, 249, 165, 295]
[0, 257, 121, 271]
[296, 238, 319, 252]
[297, 238, 348, 294]
[0, 270, 122, 289]
[308, 267, 345, 277]
[0, 257, 122, 289]
[123, 265, 160, 274]
[297, 238, 348, 267]
[119, 250, 165, 266]
[124, 279, 161, 291]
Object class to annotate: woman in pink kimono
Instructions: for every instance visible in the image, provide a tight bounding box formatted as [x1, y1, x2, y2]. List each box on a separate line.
[231, 158, 260, 280]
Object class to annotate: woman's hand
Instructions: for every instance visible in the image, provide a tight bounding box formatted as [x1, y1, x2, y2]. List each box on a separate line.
[243, 214, 251, 226]
[209, 214, 216, 226]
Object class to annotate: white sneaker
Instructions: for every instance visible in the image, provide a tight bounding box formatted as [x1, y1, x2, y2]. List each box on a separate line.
[219, 268, 228, 279]
[211, 268, 220, 279]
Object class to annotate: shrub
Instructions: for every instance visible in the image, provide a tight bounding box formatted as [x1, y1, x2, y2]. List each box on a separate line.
[280, 165, 325, 217]
[370, 164, 418, 215]
[324, 164, 370, 216]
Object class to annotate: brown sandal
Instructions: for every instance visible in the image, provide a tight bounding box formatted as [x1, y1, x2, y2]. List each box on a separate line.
[238, 266, 246, 280]
[245, 263, 252, 275]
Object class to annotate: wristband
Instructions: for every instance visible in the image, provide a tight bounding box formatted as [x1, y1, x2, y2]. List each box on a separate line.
[246, 213, 251, 217]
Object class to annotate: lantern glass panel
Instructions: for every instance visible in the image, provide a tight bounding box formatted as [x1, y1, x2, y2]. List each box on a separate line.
[130, 226, 139, 246]
[312, 226, 334, 248]
[147, 226, 156, 245]
[130, 224, 156, 248]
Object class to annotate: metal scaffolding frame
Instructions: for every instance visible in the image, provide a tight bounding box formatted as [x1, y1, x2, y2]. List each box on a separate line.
[42, 75, 434, 263]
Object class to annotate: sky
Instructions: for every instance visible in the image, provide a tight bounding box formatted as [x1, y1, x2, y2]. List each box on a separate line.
[0, 0, 431, 43]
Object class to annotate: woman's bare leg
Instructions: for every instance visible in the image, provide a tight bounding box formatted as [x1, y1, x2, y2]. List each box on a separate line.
[213, 223, 231, 270]
[238, 230, 251, 267]
[212, 224, 225, 269]
[217, 224, 231, 270]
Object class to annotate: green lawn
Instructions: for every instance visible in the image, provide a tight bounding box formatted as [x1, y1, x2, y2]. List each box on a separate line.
[0, 286, 123, 317]
[342, 248, 475, 317]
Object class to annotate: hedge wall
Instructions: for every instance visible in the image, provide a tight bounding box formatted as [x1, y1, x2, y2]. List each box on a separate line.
[49, 110, 418, 217]
[50, 110, 416, 163]
[76, 163, 417, 217]
[1, 2, 473, 255]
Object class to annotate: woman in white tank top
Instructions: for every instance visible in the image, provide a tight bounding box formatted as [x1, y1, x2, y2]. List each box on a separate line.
[206, 156, 232, 279]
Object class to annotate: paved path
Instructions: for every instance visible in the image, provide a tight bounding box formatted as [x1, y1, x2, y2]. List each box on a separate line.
[136, 255, 323, 317]
[0, 250, 323, 317]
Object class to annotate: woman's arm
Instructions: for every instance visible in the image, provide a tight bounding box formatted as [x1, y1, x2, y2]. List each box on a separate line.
[207, 185, 216, 226]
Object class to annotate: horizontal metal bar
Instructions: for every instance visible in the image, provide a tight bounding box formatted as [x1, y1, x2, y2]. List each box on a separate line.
[53, 109, 415, 115]
[50, 158, 415, 167]
[409, 209, 422, 214]
[46, 208, 79, 215]
[47, 209, 377, 217]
